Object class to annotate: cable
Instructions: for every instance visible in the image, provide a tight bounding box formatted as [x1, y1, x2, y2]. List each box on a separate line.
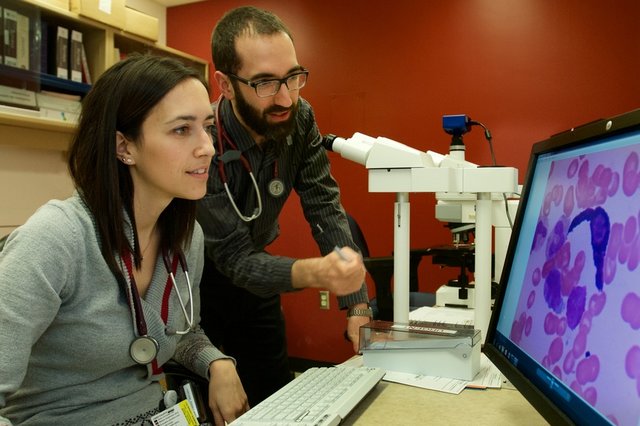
[469, 119, 514, 229]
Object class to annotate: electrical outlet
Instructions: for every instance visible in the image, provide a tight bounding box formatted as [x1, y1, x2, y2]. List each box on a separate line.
[319, 290, 330, 310]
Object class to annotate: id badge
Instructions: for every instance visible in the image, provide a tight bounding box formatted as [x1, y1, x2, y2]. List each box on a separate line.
[150, 399, 199, 426]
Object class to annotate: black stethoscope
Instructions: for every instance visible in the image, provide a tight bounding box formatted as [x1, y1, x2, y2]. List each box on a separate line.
[214, 95, 285, 222]
[122, 249, 194, 365]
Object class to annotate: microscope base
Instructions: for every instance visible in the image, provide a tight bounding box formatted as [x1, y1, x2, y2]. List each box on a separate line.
[436, 284, 493, 309]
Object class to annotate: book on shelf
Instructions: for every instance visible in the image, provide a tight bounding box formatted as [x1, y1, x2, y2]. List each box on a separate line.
[16, 11, 29, 70]
[40, 19, 48, 74]
[69, 29, 83, 82]
[3, 7, 17, 67]
[36, 90, 81, 112]
[0, 84, 37, 110]
[80, 42, 91, 84]
[47, 24, 69, 79]
[39, 107, 79, 123]
[39, 90, 81, 102]
[0, 103, 41, 118]
[36, 90, 81, 123]
[0, 5, 3, 64]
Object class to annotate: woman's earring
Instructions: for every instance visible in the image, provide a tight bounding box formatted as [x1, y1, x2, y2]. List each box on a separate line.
[121, 157, 132, 164]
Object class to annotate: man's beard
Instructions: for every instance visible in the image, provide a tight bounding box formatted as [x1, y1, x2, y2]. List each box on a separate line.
[235, 87, 298, 144]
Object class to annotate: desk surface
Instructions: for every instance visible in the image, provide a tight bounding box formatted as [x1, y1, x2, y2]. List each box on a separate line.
[343, 380, 549, 425]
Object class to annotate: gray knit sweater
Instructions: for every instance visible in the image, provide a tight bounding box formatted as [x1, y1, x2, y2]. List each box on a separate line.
[0, 193, 228, 425]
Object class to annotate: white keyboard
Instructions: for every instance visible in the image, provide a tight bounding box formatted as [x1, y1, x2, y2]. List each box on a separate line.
[230, 366, 385, 425]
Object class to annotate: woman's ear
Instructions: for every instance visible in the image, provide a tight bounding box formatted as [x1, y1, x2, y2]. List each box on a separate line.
[214, 70, 234, 100]
[115, 131, 135, 165]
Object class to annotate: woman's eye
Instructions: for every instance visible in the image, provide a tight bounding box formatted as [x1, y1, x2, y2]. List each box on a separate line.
[174, 126, 189, 135]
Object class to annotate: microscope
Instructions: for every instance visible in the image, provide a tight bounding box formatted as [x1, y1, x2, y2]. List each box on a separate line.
[322, 120, 518, 342]
[432, 115, 518, 308]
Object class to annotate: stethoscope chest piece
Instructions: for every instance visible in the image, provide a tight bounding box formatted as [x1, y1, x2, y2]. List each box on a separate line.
[268, 177, 285, 197]
[130, 335, 159, 365]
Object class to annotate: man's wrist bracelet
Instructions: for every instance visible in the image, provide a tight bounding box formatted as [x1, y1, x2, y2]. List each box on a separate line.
[347, 307, 373, 318]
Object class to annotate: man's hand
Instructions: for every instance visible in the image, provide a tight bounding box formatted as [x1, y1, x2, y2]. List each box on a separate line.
[208, 359, 249, 425]
[291, 246, 365, 295]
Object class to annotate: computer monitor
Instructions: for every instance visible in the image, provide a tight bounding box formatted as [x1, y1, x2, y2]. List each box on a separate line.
[484, 108, 640, 426]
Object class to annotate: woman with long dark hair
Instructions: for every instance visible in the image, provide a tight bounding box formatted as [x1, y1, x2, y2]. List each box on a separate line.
[0, 54, 248, 425]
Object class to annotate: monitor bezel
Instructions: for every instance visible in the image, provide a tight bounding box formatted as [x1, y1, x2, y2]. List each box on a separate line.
[483, 107, 640, 426]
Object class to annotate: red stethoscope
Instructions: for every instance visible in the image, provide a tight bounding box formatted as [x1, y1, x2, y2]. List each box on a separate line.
[122, 249, 194, 365]
[214, 95, 285, 222]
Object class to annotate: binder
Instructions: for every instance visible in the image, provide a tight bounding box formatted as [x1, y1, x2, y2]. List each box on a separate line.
[69, 29, 82, 82]
[48, 24, 69, 79]
[16, 12, 29, 70]
[3, 8, 17, 67]
[0, 5, 3, 64]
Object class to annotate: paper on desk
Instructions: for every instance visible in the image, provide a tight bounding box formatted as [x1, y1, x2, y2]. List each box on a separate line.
[408, 306, 475, 327]
[342, 354, 503, 394]
[383, 354, 503, 394]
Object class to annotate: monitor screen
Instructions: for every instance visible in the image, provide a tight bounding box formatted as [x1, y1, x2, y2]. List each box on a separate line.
[484, 109, 640, 426]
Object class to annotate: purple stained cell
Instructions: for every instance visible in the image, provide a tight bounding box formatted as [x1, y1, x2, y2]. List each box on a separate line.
[588, 291, 606, 316]
[564, 350, 576, 375]
[543, 191, 553, 216]
[608, 171, 620, 197]
[576, 354, 600, 385]
[603, 254, 617, 285]
[623, 151, 639, 197]
[568, 159, 579, 178]
[548, 336, 564, 364]
[532, 220, 548, 253]
[524, 315, 532, 336]
[624, 216, 637, 244]
[580, 310, 592, 333]
[576, 161, 596, 208]
[510, 312, 526, 343]
[542, 257, 555, 280]
[628, 235, 639, 271]
[547, 220, 567, 258]
[566, 286, 586, 330]
[544, 312, 558, 335]
[564, 185, 575, 217]
[619, 243, 630, 264]
[625, 345, 640, 379]
[544, 268, 564, 313]
[582, 386, 598, 406]
[527, 290, 536, 309]
[568, 207, 610, 291]
[563, 267, 580, 297]
[621, 292, 640, 330]
[598, 166, 612, 189]
[557, 317, 567, 336]
[552, 366, 563, 380]
[592, 164, 604, 184]
[532, 267, 541, 286]
[608, 222, 624, 260]
[573, 329, 587, 359]
[552, 184, 563, 206]
[556, 241, 571, 270]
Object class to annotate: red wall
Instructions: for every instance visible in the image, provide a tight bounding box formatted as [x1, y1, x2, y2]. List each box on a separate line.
[168, 0, 640, 363]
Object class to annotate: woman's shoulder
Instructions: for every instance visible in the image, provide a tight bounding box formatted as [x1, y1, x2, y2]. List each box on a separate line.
[16, 193, 94, 246]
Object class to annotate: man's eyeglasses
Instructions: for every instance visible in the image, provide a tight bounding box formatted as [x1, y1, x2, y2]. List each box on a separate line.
[228, 70, 309, 98]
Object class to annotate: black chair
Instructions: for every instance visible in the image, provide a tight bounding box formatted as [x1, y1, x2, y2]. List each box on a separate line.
[346, 214, 435, 321]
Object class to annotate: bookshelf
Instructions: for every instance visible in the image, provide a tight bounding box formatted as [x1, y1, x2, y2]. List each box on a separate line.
[0, 0, 209, 152]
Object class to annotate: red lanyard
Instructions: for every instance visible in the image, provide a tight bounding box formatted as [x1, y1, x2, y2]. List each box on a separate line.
[122, 252, 178, 347]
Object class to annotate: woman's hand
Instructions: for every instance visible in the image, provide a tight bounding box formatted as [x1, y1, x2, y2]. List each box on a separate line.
[208, 359, 249, 425]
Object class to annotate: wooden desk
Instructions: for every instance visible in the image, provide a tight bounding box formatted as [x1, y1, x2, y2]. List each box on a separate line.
[343, 380, 549, 425]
